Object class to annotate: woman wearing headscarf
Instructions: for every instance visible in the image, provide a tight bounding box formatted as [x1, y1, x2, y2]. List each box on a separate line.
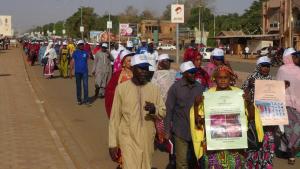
[190, 65, 263, 168]
[276, 48, 300, 165]
[184, 48, 211, 89]
[43, 42, 57, 79]
[105, 50, 135, 118]
[242, 56, 275, 169]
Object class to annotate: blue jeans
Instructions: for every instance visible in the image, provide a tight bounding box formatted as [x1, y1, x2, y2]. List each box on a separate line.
[75, 72, 89, 103]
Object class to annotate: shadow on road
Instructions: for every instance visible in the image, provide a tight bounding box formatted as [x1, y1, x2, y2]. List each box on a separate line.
[0, 73, 11, 77]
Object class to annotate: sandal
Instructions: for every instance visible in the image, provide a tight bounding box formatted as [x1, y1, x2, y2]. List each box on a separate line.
[288, 158, 296, 165]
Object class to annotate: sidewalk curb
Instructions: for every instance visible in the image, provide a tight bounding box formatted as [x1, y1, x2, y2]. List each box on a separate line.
[21, 50, 77, 169]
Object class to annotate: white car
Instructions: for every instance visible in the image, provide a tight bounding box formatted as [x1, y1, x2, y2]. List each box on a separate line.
[157, 44, 176, 50]
[200, 47, 214, 61]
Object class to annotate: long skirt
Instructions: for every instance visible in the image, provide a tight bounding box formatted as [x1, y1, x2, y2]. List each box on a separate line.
[204, 150, 245, 169]
[279, 106, 300, 157]
[245, 132, 275, 169]
[44, 59, 55, 78]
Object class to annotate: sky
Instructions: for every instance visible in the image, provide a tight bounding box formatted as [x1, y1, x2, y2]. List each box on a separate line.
[0, 0, 254, 33]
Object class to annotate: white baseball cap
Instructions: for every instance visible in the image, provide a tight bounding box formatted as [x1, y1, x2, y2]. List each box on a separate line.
[211, 48, 224, 57]
[157, 54, 174, 62]
[102, 43, 108, 48]
[77, 40, 84, 45]
[126, 41, 133, 48]
[120, 50, 135, 61]
[257, 56, 271, 65]
[131, 54, 150, 69]
[180, 61, 197, 73]
[283, 48, 296, 57]
[62, 41, 67, 45]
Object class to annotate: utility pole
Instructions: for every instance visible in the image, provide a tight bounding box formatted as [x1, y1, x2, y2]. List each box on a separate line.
[81, 6, 83, 40]
[213, 14, 216, 37]
[108, 12, 111, 51]
[176, 0, 179, 64]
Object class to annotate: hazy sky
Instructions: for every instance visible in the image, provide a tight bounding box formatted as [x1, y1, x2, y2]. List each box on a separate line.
[0, 0, 254, 33]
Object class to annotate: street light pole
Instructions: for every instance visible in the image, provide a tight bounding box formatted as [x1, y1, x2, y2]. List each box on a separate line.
[81, 6, 83, 40]
[176, 0, 179, 64]
[108, 12, 111, 51]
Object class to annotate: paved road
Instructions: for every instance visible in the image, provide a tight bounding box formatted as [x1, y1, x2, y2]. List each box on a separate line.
[0, 47, 298, 169]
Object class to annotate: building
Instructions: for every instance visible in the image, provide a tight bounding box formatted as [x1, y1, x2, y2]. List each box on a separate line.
[262, 0, 300, 49]
[0, 15, 12, 37]
[139, 20, 176, 43]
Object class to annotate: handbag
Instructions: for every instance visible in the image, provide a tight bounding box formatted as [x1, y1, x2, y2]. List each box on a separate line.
[247, 120, 262, 150]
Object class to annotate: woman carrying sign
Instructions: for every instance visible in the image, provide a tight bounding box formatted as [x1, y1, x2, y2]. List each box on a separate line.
[190, 65, 264, 168]
[242, 56, 275, 169]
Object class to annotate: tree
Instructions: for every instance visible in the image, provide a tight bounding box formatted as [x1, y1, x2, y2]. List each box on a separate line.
[65, 7, 98, 38]
[119, 6, 140, 23]
[140, 9, 155, 20]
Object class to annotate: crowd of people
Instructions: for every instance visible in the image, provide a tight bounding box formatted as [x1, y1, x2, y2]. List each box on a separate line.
[21, 38, 300, 169]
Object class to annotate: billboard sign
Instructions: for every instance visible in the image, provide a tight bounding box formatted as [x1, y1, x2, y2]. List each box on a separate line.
[90, 31, 103, 42]
[171, 4, 184, 23]
[0, 16, 12, 36]
[119, 23, 138, 36]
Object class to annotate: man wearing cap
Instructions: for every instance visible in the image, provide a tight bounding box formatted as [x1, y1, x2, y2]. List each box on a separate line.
[59, 42, 70, 78]
[145, 42, 159, 72]
[70, 40, 90, 105]
[92, 43, 114, 99]
[136, 39, 148, 54]
[151, 54, 176, 101]
[165, 61, 205, 169]
[109, 54, 166, 169]
[126, 41, 134, 52]
[151, 54, 177, 167]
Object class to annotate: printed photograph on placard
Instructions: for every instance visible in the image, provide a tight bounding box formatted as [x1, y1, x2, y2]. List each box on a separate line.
[256, 100, 285, 118]
[210, 114, 242, 139]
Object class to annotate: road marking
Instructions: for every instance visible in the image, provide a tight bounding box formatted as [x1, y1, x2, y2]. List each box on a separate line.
[22, 52, 77, 169]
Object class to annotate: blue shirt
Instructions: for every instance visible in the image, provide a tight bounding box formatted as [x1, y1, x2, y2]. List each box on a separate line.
[72, 49, 88, 74]
[136, 46, 148, 54]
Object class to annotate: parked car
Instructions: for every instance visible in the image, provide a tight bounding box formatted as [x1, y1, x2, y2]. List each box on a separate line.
[157, 44, 176, 50]
[200, 47, 214, 61]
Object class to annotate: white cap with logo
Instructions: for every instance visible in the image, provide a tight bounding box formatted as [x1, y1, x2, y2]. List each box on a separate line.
[180, 61, 196, 73]
[283, 48, 296, 57]
[131, 54, 150, 68]
[102, 43, 108, 48]
[120, 50, 135, 61]
[257, 56, 271, 65]
[157, 54, 174, 62]
[77, 40, 84, 45]
[211, 48, 224, 57]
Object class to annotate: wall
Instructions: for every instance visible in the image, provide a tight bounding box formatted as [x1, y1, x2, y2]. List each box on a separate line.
[0, 15, 12, 37]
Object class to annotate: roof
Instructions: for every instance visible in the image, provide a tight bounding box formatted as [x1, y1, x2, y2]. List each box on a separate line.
[214, 34, 280, 39]
[216, 31, 245, 37]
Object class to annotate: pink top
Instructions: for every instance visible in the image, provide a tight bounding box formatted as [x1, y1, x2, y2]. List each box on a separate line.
[276, 55, 300, 112]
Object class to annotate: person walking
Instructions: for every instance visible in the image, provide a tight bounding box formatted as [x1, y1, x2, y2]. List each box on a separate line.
[242, 56, 275, 169]
[164, 61, 205, 169]
[39, 41, 48, 65]
[108, 54, 166, 169]
[151, 54, 177, 168]
[43, 42, 57, 79]
[59, 42, 69, 78]
[276, 48, 300, 165]
[92, 43, 114, 99]
[69, 40, 90, 105]
[244, 46, 250, 59]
